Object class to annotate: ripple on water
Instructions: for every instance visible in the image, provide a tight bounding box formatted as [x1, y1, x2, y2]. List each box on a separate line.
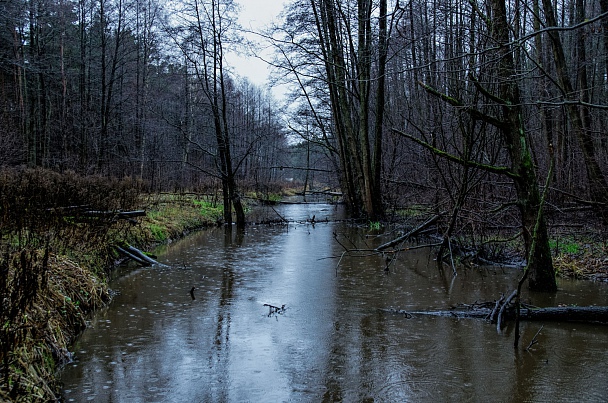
[59, 205, 608, 402]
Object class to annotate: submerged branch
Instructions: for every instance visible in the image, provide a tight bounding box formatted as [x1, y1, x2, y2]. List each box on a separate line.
[380, 306, 608, 325]
[375, 214, 442, 251]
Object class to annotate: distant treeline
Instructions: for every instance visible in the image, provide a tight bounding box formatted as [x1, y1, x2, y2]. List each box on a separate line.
[0, 0, 326, 193]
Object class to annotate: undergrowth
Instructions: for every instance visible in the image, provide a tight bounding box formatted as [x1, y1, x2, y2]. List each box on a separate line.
[0, 168, 222, 401]
[551, 235, 608, 281]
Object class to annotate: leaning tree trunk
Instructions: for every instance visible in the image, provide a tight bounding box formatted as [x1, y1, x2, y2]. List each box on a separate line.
[491, 0, 556, 292]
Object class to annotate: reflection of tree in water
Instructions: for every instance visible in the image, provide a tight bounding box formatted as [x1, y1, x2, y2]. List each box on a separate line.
[207, 226, 242, 399]
[322, 321, 345, 402]
[214, 267, 234, 347]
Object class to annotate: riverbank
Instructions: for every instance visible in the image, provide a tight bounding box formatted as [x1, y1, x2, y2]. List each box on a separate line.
[1, 169, 605, 401]
[57, 202, 608, 402]
[553, 238, 608, 282]
[0, 170, 226, 402]
[392, 204, 607, 282]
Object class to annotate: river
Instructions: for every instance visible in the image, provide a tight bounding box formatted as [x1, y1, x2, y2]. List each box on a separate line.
[59, 203, 608, 402]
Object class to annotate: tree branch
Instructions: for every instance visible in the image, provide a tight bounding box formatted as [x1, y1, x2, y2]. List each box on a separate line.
[468, 73, 508, 105]
[417, 81, 505, 128]
[391, 128, 518, 179]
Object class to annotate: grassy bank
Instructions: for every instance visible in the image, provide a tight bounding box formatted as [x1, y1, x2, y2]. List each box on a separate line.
[551, 235, 608, 281]
[0, 169, 223, 402]
[135, 193, 224, 244]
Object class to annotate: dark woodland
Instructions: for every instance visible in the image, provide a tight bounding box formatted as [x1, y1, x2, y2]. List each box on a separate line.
[2, 0, 608, 400]
[3, 0, 608, 287]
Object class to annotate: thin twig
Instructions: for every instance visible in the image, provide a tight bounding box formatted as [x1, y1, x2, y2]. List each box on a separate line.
[525, 325, 544, 352]
[270, 206, 288, 223]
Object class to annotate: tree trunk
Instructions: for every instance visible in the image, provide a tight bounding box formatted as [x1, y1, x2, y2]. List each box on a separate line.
[540, 0, 608, 222]
[311, 0, 363, 216]
[310, 0, 386, 219]
[204, 0, 244, 229]
[372, 0, 388, 218]
[357, 0, 376, 219]
[491, 0, 556, 292]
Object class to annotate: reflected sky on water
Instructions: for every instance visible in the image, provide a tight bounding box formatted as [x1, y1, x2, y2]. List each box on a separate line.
[60, 203, 608, 402]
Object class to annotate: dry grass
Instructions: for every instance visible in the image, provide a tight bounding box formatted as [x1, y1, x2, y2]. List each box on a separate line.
[548, 224, 608, 282]
[554, 254, 608, 281]
[0, 168, 138, 401]
[0, 169, 226, 401]
[1, 251, 110, 402]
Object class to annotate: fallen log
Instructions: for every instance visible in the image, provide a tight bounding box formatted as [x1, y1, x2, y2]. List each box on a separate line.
[115, 244, 169, 268]
[125, 245, 168, 267]
[379, 306, 608, 325]
[48, 205, 146, 219]
[115, 246, 149, 266]
[375, 214, 441, 251]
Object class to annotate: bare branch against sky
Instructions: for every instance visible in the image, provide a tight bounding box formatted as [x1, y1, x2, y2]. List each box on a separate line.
[229, 0, 287, 94]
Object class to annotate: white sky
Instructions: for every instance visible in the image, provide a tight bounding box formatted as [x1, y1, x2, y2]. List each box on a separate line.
[229, 0, 289, 97]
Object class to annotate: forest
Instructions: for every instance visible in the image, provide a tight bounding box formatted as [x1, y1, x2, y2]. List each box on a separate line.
[3, 0, 608, 287]
[2, 0, 608, 272]
[1, 0, 608, 399]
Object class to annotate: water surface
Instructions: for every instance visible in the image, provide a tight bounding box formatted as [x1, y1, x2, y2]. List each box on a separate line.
[60, 203, 608, 402]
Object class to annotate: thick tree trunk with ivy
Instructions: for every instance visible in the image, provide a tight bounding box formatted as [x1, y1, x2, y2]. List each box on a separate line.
[491, 0, 556, 292]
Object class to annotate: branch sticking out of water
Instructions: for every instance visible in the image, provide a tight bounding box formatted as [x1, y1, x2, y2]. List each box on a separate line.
[525, 325, 544, 352]
[115, 244, 169, 268]
[264, 303, 286, 317]
[375, 214, 442, 251]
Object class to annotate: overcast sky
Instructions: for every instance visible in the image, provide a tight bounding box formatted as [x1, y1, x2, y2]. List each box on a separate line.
[229, 0, 289, 97]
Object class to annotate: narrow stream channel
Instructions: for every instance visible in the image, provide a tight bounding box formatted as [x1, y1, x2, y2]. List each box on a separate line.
[60, 203, 608, 402]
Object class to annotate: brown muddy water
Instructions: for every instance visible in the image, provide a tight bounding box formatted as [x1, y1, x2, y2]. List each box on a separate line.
[59, 203, 608, 402]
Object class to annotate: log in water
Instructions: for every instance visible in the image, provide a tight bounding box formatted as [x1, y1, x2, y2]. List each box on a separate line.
[59, 203, 608, 402]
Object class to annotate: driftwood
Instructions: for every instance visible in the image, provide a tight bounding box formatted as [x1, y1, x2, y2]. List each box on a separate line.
[264, 303, 286, 317]
[375, 214, 441, 251]
[116, 244, 169, 268]
[379, 305, 608, 325]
